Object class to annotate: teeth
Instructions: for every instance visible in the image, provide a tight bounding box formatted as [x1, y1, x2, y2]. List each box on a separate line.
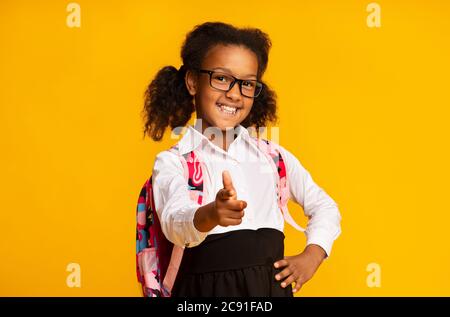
[217, 103, 238, 115]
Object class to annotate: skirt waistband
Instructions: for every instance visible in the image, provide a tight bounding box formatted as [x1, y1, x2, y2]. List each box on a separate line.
[179, 228, 285, 274]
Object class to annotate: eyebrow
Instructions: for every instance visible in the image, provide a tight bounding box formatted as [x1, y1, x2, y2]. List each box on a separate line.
[211, 67, 257, 79]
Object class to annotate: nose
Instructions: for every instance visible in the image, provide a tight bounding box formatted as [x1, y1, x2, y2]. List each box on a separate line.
[225, 81, 243, 101]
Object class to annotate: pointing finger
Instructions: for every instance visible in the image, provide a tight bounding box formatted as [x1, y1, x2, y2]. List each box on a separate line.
[222, 170, 235, 192]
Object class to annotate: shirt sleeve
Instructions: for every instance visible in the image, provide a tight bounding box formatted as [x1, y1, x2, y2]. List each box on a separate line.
[278, 145, 342, 257]
[151, 150, 209, 248]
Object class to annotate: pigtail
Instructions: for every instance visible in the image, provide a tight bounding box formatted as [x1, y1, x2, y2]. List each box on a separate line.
[142, 65, 194, 141]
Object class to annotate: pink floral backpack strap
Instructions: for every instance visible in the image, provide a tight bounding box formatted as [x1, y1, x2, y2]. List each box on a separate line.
[250, 137, 305, 232]
[169, 144, 209, 204]
[163, 144, 207, 294]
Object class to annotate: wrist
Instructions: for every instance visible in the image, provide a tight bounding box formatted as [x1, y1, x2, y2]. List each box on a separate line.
[304, 244, 327, 264]
[193, 202, 217, 232]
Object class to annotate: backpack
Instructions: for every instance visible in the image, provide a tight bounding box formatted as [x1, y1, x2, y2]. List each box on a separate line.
[135, 137, 305, 297]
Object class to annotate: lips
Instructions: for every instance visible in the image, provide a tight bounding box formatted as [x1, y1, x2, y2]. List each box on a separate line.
[216, 103, 242, 116]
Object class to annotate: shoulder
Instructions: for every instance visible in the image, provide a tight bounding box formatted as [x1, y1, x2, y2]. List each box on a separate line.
[270, 141, 308, 173]
[275, 143, 296, 161]
[152, 148, 183, 175]
[252, 137, 297, 162]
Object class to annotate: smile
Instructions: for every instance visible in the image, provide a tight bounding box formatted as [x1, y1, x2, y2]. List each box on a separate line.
[216, 103, 241, 116]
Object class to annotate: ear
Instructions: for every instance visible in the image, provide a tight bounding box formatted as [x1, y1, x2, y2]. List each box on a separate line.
[185, 70, 198, 96]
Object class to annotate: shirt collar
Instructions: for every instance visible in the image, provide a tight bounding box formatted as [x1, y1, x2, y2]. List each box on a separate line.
[177, 123, 252, 155]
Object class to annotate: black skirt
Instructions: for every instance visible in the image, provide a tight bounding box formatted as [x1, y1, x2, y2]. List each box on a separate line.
[171, 228, 293, 297]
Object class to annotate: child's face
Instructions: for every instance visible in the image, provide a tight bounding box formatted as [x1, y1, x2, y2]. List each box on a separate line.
[186, 44, 258, 132]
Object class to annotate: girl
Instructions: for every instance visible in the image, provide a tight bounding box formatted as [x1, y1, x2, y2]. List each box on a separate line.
[142, 22, 341, 297]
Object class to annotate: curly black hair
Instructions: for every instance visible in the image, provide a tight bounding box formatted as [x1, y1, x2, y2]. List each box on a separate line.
[142, 21, 278, 141]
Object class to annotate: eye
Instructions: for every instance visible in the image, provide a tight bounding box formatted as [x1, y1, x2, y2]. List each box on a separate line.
[242, 81, 255, 88]
[212, 73, 232, 83]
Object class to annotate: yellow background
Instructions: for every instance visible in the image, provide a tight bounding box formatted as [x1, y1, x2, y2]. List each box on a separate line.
[1, 0, 449, 296]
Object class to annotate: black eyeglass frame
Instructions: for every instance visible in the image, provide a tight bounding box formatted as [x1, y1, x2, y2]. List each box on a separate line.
[197, 69, 263, 98]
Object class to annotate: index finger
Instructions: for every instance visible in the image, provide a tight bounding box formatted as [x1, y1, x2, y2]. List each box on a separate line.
[222, 170, 235, 192]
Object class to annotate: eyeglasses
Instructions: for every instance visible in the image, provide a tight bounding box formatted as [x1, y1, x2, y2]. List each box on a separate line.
[198, 69, 263, 98]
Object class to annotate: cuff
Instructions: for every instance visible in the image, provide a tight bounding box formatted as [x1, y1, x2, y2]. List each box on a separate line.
[175, 204, 209, 248]
[305, 227, 340, 258]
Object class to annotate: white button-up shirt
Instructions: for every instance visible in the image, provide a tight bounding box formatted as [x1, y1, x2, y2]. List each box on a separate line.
[152, 124, 341, 256]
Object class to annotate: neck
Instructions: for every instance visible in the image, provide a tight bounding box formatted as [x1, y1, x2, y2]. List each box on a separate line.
[194, 119, 238, 152]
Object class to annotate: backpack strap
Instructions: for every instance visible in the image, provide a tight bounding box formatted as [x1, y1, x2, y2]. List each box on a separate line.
[249, 137, 305, 232]
[136, 144, 207, 297]
[169, 144, 208, 205]
[161, 144, 207, 293]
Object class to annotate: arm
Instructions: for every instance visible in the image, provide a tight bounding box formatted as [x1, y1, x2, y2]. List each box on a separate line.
[274, 145, 342, 292]
[279, 145, 342, 257]
[153, 153, 247, 248]
[152, 151, 208, 248]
